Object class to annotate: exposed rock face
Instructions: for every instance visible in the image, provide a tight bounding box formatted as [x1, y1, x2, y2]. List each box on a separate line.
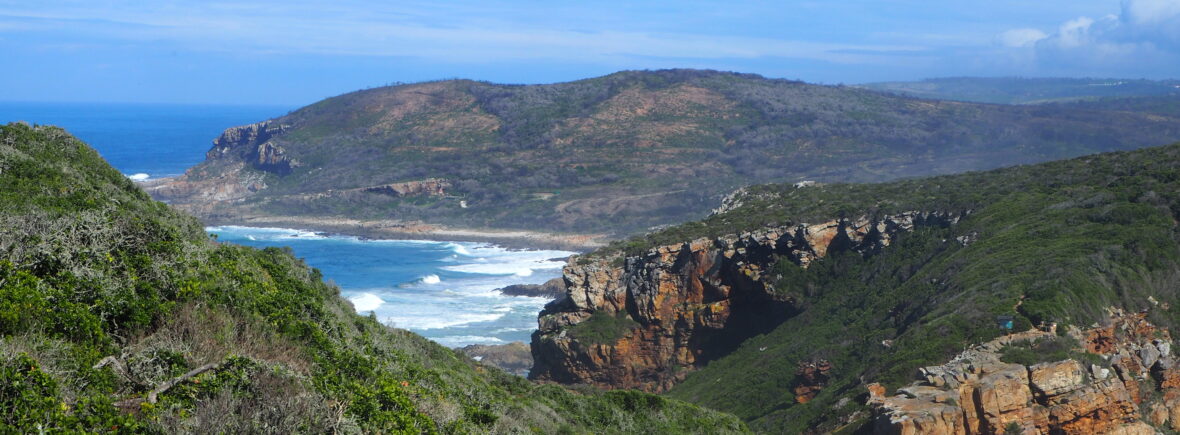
[362, 179, 450, 197]
[868, 309, 1178, 434]
[530, 211, 964, 392]
[207, 120, 298, 174]
[794, 360, 833, 404]
[143, 162, 268, 204]
[459, 342, 533, 377]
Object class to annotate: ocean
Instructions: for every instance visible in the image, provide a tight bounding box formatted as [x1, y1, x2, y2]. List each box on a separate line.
[0, 102, 570, 347]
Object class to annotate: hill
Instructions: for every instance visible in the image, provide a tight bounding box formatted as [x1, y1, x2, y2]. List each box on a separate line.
[0, 122, 747, 433]
[861, 77, 1180, 104]
[150, 69, 1180, 242]
[529, 140, 1180, 432]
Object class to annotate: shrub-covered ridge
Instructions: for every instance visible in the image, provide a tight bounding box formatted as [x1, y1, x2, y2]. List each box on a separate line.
[540, 140, 1180, 432]
[0, 123, 747, 433]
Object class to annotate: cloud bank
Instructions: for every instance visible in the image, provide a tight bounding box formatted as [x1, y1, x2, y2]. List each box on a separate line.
[1008, 0, 1180, 75]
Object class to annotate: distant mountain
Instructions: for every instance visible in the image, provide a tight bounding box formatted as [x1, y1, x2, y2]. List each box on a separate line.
[152, 69, 1180, 238]
[861, 77, 1180, 104]
[0, 123, 747, 432]
[533, 140, 1180, 432]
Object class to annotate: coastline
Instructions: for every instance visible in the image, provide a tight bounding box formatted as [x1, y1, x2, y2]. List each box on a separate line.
[138, 176, 609, 251]
[200, 215, 607, 252]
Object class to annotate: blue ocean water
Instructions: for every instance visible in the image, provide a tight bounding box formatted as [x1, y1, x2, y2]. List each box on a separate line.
[1, 102, 568, 347]
[208, 226, 570, 346]
[0, 102, 291, 178]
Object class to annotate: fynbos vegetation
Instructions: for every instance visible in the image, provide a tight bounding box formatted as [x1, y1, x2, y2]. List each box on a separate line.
[0, 123, 748, 433]
[155, 69, 1180, 236]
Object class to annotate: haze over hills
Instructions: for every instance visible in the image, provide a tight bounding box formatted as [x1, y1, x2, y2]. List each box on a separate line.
[532, 140, 1180, 433]
[861, 77, 1180, 105]
[150, 69, 1180, 242]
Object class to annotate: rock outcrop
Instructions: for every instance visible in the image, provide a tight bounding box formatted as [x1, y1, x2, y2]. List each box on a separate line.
[459, 342, 533, 377]
[868, 309, 1178, 434]
[497, 278, 567, 299]
[530, 211, 964, 392]
[145, 121, 297, 205]
[207, 121, 298, 174]
[362, 179, 450, 197]
[794, 360, 833, 404]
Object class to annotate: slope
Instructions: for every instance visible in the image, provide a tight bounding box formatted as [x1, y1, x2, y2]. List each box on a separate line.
[529, 141, 1180, 432]
[0, 122, 747, 433]
[150, 69, 1180, 238]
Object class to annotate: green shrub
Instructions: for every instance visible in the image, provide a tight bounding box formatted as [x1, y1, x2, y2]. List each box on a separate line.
[568, 311, 640, 345]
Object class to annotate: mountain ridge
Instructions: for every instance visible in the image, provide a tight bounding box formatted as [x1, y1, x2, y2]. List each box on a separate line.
[150, 69, 1180, 240]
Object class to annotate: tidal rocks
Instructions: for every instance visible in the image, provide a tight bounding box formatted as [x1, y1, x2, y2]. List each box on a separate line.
[497, 278, 566, 299]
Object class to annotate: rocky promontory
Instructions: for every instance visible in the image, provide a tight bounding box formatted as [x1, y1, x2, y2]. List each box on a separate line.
[869, 309, 1178, 434]
[530, 211, 964, 392]
[497, 278, 566, 299]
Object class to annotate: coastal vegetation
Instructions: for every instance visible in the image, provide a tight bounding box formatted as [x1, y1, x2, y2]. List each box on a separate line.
[154, 69, 1180, 237]
[0, 123, 747, 433]
[555, 140, 1180, 432]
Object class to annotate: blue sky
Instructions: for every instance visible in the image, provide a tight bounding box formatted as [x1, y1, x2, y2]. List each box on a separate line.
[1, 0, 1178, 105]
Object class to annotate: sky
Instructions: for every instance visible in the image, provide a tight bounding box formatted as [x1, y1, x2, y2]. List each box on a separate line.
[1, 0, 1178, 105]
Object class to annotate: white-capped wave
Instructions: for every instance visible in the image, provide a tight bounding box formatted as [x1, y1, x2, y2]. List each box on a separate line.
[420, 274, 441, 284]
[206, 225, 326, 241]
[349, 293, 384, 312]
[126, 173, 150, 181]
[448, 243, 473, 256]
[432, 335, 506, 347]
[384, 311, 507, 330]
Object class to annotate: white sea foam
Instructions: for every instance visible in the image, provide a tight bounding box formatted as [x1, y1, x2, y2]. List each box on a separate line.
[126, 173, 150, 181]
[432, 335, 506, 347]
[385, 311, 508, 330]
[206, 225, 326, 240]
[448, 243, 473, 256]
[442, 260, 563, 276]
[349, 293, 385, 312]
[204, 225, 576, 347]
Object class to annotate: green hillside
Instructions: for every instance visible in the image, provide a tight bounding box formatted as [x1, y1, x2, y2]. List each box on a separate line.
[0, 122, 746, 433]
[585, 141, 1180, 432]
[155, 69, 1180, 237]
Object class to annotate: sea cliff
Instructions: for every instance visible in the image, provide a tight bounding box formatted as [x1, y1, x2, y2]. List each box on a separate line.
[531, 211, 964, 392]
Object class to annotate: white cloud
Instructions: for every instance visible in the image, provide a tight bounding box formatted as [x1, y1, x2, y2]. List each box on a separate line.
[996, 28, 1048, 47]
[994, 0, 1180, 75]
[1121, 0, 1180, 25]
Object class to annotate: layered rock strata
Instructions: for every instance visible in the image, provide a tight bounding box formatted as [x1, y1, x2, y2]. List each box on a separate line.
[362, 179, 451, 197]
[530, 211, 964, 392]
[207, 120, 297, 174]
[868, 309, 1179, 434]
